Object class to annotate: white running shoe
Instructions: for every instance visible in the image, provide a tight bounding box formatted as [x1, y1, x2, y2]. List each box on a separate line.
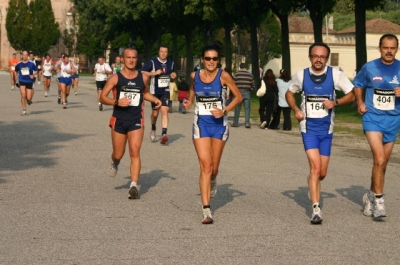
[362, 192, 373, 217]
[210, 180, 217, 198]
[260, 121, 267, 129]
[11, 85, 15, 90]
[45, 92, 48, 97]
[109, 162, 118, 178]
[310, 204, 322, 224]
[202, 208, 213, 224]
[374, 196, 386, 218]
[21, 110, 26, 116]
[150, 130, 156, 141]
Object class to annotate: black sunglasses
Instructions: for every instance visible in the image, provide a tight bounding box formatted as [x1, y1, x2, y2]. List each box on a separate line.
[203, 57, 218, 61]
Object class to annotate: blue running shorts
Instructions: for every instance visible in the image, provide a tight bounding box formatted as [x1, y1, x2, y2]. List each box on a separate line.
[301, 132, 333, 156]
[363, 112, 400, 143]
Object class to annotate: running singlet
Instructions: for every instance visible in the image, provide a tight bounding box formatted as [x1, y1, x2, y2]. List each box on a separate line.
[194, 69, 227, 127]
[43, 60, 52, 77]
[9, 58, 20, 72]
[301, 66, 335, 135]
[353, 58, 400, 116]
[95, 63, 111, 81]
[15, 61, 37, 83]
[112, 71, 145, 121]
[61, 62, 72, 78]
[113, 63, 123, 74]
[142, 58, 174, 95]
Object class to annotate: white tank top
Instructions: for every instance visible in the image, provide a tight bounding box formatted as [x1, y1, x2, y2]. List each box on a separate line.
[61, 62, 72, 78]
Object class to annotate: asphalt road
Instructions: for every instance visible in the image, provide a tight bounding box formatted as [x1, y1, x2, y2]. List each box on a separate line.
[1, 71, 400, 264]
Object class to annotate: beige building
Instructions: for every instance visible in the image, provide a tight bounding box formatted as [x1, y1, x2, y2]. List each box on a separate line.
[0, 0, 73, 69]
[266, 16, 400, 79]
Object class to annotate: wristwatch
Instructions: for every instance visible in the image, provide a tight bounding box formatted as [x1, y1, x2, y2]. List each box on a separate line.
[223, 109, 227, 116]
[113, 99, 119, 106]
[335, 100, 339, 106]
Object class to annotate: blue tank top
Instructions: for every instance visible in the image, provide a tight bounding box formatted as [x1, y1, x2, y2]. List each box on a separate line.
[301, 66, 335, 135]
[112, 71, 145, 121]
[194, 69, 227, 127]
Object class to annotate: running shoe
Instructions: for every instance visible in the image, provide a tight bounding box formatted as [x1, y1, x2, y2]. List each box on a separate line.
[210, 180, 217, 198]
[45, 92, 48, 97]
[160, 134, 168, 144]
[202, 208, 213, 224]
[374, 196, 387, 218]
[109, 162, 118, 178]
[16, 83, 20, 88]
[63, 103, 67, 109]
[362, 192, 373, 217]
[27, 100, 32, 105]
[260, 121, 267, 129]
[11, 85, 15, 90]
[150, 130, 156, 141]
[128, 186, 139, 200]
[99, 103, 103, 111]
[310, 205, 323, 224]
[58, 96, 61, 104]
[21, 110, 26, 116]
[38, 81, 41, 85]
[74, 91, 77, 95]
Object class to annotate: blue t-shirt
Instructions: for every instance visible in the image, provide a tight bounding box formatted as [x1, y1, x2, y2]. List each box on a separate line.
[141, 58, 174, 95]
[354, 58, 400, 116]
[15, 61, 37, 83]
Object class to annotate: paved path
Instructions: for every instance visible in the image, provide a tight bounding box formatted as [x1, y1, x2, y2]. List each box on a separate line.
[0, 71, 399, 264]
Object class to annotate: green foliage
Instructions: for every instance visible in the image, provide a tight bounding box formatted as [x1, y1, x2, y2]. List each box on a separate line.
[6, 0, 32, 52]
[29, 0, 60, 55]
[6, 0, 60, 55]
[258, 11, 282, 66]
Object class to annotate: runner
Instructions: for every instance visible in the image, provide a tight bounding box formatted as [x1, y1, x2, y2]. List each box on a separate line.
[55, 53, 65, 104]
[71, 57, 81, 95]
[58, 54, 76, 109]
[141, 45, 175, 144]
[94, 56, 112, 111]
[9, 53, 20, 90]
[285, 43, 354, 224]
[99, 47, 162, 199]
[183, 45, 242, 224]
[15, 50, 37, 116]
[112, 56, 124, 74]
[41, 54, 53, 97]
[36, 56, 43, 85]
[353, 33, 400, 219]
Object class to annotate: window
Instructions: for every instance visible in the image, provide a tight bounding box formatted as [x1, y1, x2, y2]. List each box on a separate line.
[330, 53, 339, 66]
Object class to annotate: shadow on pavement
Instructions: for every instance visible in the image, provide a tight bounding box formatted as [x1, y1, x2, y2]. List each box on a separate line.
[0, 120, 86, 182]
[212, 183, 246, 211]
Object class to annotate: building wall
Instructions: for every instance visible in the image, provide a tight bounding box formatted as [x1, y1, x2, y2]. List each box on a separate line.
[0, 0, 73, 69]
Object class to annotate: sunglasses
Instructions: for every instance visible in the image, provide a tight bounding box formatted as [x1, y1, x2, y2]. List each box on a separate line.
[203, 57, 218, 61]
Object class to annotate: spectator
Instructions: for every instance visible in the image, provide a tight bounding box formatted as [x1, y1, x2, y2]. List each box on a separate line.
[177, 77, 189, 113]
[259, 69, 278, 129]
[274, 69, 292, 131]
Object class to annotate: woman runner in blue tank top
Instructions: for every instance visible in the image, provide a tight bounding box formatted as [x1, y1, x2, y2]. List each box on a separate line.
[183, 45, 242, 224]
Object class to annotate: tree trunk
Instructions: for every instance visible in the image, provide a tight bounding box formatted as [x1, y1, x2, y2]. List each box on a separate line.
[185, 30, 193, 79]
[279, 13, 291, 76]
[249, 20, 260, 88]
[355, 0, 367, 72]
[223, 23, 233, 75]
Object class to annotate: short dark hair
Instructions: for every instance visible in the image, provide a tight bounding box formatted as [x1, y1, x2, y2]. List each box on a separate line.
[379, 33, 399, 48]
[240, 63, 247, 69]
[201, 45, 220, 57]
[308, 43, 331, 58]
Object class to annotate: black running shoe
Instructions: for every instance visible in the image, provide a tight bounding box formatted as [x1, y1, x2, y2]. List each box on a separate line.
[128, 186, 138, 199]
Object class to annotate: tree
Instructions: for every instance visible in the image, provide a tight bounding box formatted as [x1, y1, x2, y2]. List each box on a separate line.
[305, 0, 336, 43]
[29, 0, 60, 55]
[6, 0, 32, 52]
[258, 11, 281, 68]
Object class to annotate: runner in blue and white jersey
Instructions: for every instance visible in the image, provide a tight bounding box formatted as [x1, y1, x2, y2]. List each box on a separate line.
[142, 45, 175, 144]
[183, 45, 242, 224]
[15, 50, 38, 116]
[58, 54, 76, 109]
[286, 43, 354, 224]
[354, 34, 400, 219]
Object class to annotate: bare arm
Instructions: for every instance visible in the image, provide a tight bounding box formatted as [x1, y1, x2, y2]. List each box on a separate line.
[142, 74, 162, 108]
[285, 90, 304, 121]
[353, 87, 367, 115]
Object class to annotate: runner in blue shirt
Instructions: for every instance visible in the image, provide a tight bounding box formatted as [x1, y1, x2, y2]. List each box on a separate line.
[286, 43, 354, 224]
[15, 50, 38, 116]
[142, 46, 175, 144]
[354, 33, 400, 219]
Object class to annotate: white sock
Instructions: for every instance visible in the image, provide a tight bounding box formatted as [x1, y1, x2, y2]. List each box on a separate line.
[130, 182, 137, 188]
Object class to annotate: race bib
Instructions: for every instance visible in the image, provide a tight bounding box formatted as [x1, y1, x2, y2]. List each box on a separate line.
[119, 87, 141, 106]
[198, 97, 222, 115]
[97, 72, 107, 81]
[62, 70, 71, 78]
[373, 89, 395, 110]
[20, 68, 30, 75]
[11, 66, 15, 71]
[306, 95, 329, 118]
[158, 76, 170, 88]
